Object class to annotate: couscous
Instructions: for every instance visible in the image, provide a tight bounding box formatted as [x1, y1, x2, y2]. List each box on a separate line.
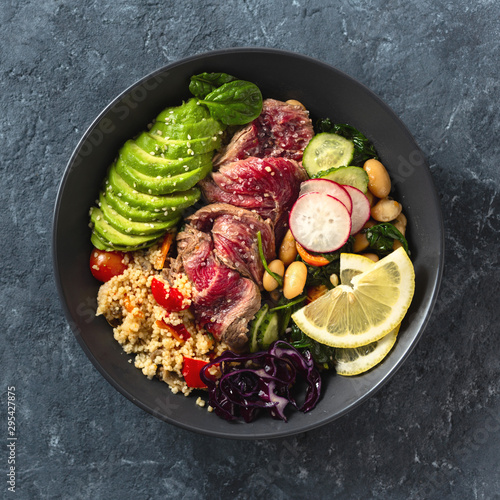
[95, 243, 228, 397]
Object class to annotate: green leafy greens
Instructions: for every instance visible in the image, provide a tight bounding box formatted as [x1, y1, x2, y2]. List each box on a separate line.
[190, 72, 263, 126]
[365, 222, 409, 256]
[316, 118, 378, 167]
[290, 324, 336, 369]
[200, 80, 263, 125]
[189, 72, 238, 98]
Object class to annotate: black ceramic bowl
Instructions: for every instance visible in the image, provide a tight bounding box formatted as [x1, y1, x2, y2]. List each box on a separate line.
[53, 48, 444, 439]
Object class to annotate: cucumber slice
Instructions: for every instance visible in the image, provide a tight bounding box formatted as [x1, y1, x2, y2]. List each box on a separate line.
[248, 304, 270, 353]
[257, 311, 280, 350]
[317, 165, 369, 193]
[302, 132, 354, 177]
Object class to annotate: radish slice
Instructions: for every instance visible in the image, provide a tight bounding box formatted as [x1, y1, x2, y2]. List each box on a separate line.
[342, 185, 371, 235]
[299, 179, 352, 214]
[289, 192, 351, 253]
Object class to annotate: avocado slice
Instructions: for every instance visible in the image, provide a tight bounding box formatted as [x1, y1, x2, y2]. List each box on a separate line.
[99, 192, 181, 236]
[107, 165, 201, 212]
[91, 230, 156, 252]
[104, 185, 179, 222]
[118, 140, 213, 177]
[89, 97, 225, 252]
[99, 191, 180, 236]
[135, 131, 221, 159]
[116, 158, 213, 195]
[155, 97, 211, 124]
[150, 118, 224, 141]
[91, 207, 164, 249]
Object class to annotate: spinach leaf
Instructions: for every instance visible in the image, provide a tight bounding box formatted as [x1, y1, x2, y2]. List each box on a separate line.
[189, 72, 238, 99]
[365, 222, 409, 256]
[290, 324, 335, 370]
[200, 80, 263, 125]
[316, 118, 378, 166]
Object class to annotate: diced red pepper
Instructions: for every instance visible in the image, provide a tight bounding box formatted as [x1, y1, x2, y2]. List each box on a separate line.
[182, 357, 208, 389]
[151, 277, 187, 312]
[156, 319, 191, 342]
[172, 323, 191, 340]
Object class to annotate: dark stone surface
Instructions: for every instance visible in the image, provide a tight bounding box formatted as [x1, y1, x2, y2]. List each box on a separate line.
[2, 1, 499, 498]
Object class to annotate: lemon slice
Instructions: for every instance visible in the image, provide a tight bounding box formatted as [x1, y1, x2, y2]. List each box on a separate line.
[334, 324, 400, 376]
[291, 247, 415, 348]
[339, 253, 376, 286]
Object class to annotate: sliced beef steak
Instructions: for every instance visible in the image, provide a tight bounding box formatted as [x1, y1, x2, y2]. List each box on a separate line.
[187, 203, 275, 285]
[213, 99, 313, 167]
[173, 205, 274, 352]
[200, 156, 307, 241]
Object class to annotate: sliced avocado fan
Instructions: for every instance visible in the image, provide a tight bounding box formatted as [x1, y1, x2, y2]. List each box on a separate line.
[89, 98, 226, 252]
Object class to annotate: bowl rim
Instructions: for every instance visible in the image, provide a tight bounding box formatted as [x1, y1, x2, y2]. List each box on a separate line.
[52, 47, 445, 439]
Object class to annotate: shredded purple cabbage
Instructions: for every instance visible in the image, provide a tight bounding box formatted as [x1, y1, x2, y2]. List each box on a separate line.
[199, 340, 322, 422]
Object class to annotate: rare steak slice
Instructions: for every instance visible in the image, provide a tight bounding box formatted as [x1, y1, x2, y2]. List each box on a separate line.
[213, 98, 314, 167]
[174, 221, 261, 352]
[200, 156, 307, 241]
[187, 203, 275, 286]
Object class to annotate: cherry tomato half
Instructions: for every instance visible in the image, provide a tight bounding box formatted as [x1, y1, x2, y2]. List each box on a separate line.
[182, 357, 208, 388]
[151, 277, 187, 312]
[90, 248, 127, 282]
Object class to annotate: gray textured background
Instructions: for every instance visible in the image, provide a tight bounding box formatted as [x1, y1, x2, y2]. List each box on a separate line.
[2, 0, 500, 498]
